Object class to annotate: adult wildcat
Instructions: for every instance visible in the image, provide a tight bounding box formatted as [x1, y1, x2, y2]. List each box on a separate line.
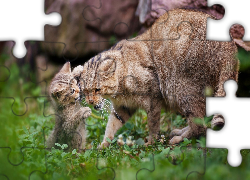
[74, 9, 238, 148]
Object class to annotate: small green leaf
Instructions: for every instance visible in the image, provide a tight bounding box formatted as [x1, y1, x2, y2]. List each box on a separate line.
[204, 115, 213, 124]
[22, 126, 29, 135]
[106, 137, 112, 143]
[197, 137, 206, 148]
[139, 150, 145, 158]
[124, 144, 131, 151]
[136, 128, 143, 134]
[55, 143, 61, 148]
[194, 118, 203, 125]
[181, 138, 192, 147]
[111, 138, 117, 144]
[125, 122, 134, 130]
[160, 147, 170, 156]
[72, 149, 77, 154]
[136, 138, 145, 145]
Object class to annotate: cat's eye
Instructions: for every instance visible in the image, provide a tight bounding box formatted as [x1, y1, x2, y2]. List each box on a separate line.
[71, 89, 75, 94]
[95, 89, 101, 93]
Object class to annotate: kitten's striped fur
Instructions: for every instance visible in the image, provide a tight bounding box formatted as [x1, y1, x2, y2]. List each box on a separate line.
[46, 62, 91, 150]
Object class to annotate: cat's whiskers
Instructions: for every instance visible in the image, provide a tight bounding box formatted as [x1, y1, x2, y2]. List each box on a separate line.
[97, 98, 112, 120]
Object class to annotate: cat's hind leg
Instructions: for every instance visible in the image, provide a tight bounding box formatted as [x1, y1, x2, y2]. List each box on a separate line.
[145, 100, 162, 146]
[169, 94, 206, 144]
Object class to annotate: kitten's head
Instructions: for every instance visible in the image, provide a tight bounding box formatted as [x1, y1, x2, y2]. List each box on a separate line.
[82, 50, 121, 110]
[50, 62, 81, 106]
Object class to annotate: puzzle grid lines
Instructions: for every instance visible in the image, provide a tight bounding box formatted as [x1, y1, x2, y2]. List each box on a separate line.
[0, 0, 250, 179]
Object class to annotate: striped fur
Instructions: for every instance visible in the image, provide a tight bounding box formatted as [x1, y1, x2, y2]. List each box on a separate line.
[47, 62, 91, 151]
[74, 9, 239, 147]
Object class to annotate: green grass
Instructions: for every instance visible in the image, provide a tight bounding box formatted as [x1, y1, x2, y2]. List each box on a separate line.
[1, 52, 250, 180]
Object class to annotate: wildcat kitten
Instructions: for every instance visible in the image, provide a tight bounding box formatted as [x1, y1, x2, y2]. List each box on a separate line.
[74, 9, 238, 148]
[46, 62, 91, 151]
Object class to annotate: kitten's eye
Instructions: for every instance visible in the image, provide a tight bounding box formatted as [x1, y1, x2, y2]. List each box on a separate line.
[95, 89, 101, 93]
[71, 89, 75, 94]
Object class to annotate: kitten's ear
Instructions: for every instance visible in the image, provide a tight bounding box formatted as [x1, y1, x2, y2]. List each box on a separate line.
[98, 58, 116, 73]
[51, 87, 62, 99]
[60, 62, 71, 74]
[52, 91, 61, 99]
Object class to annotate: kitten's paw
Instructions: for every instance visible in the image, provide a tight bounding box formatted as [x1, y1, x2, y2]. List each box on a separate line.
[98, 141, 110, 149]
[82, 107, 92, 118]
[169, 136, 183, 145]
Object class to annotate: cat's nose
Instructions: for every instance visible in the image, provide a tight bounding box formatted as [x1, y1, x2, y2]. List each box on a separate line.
[89, 99, 94, 104]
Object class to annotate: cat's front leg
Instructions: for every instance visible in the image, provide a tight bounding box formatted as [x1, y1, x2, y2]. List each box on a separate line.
[99, 112, 124, 148]
[62, 107, 91, 133]
[99, 106, 135, 148]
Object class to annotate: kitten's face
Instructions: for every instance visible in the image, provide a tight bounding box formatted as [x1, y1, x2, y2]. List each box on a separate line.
[81, 51, 121, 109]
[50, 62, 81, 106]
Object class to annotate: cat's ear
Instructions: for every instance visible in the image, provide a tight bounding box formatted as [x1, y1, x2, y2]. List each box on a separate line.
[98, 58, 116, 73]
[51, 87, 63, 99]
[60, 62, 71, 74]
[51, 91, 61, 99]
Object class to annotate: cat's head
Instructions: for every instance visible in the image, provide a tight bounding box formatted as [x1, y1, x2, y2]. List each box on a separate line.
[81, 50, 121, 110]
[50, 62, 81, 106]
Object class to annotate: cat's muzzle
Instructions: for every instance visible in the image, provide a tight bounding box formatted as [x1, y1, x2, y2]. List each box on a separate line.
[94, 100, 104, 110]
[94, 104, 102, 110]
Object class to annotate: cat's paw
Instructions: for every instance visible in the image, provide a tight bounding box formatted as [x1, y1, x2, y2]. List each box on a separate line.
[170, 126, 190, 138]
[169, 129, 182, 138]
[98, 141, 110, 149]
[81, 107, 92, 119]
[169, 136, 183, 144]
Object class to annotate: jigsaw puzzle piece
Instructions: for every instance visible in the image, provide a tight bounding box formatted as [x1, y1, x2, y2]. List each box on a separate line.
[96, 155, 116, 180]
[151, 145, 206, 180]
[0, 41, 69, 116]
[151, 21, 207, 97]
[151, 21, 207, 138]
[200, 147, 250, 179]
[82, 0, 139, 41]
[230, 24, 250, 52]
[0, 65, 10, 82]
[207, 0, 250, 41]
[0, 41, 73, 178]
[206, 80, 250, 167]
[0, 0, 61, 58]
[0, 97, 48, 179]
[45, 0, 139, 60]
[95, 146, 155, 180]
[129, 8, 209, 43]
[44, 0, 101, 60]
